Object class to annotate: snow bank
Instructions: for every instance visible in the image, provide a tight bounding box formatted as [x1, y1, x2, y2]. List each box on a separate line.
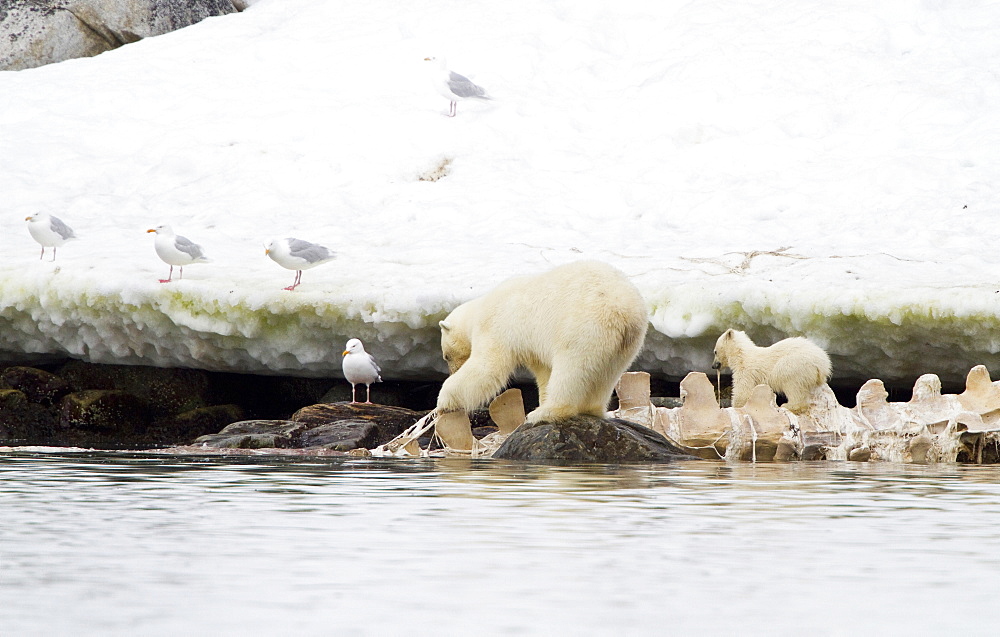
[2, 0, 1000, 384]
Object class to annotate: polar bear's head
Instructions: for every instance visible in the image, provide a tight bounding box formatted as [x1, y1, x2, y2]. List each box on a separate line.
[712, 328, 751, 370]
[439, 307, 473, 374]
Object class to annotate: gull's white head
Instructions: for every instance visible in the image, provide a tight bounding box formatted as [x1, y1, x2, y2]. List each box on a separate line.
[264, 238, 285, 256]
[343, 338, 365, 356]
[423, 55, 447, 70]
[147, 224, 173, 235]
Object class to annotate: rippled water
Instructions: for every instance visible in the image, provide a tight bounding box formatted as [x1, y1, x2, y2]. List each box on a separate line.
[2, 452, 999, 636]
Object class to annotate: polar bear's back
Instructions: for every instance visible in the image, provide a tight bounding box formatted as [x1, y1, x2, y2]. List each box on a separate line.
[766, 337, 832, 383]
[480, 260, 647, 355]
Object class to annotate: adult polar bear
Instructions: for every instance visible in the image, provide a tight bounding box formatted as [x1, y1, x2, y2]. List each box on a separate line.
[712, 329, 832, 413]
[437, 260, 648, 425]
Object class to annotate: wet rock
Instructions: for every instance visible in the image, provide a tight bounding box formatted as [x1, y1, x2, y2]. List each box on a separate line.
[1, 0, 243, 71]
[493, 415, 694, 463]
[0, 389, 27, 409]
[299, 420, 379, 451]
[0, 389, 60, 444]
[0, 366, 71, 405]
[291, 402, 424, 448]
[58, 361, 210, 417]
[193, 420, 304, 449]
[60, 390, 149, 434]
[159, 403, 246, 442]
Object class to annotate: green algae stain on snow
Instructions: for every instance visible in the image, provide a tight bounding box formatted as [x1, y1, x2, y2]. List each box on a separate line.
[646, 287, 1000, 384]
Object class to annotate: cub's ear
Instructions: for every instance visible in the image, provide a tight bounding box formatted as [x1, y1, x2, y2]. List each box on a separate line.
[439, 320, 451, 332]
[723, 328, 734, 339]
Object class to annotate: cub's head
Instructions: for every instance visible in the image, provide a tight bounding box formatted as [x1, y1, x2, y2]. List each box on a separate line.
[712, 328, 737, 370]
[439, 310, 472, 375]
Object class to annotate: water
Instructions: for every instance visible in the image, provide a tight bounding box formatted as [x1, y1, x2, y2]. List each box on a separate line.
[2, 452, 999, 636]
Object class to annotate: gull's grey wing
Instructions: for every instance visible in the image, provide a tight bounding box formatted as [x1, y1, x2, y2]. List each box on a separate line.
[174, 235, 206, 259]
[447, 71, 487, 99]
[288, 238, 332, 263]
[50, 216, 76, 240]
[367, 353, 382, 377]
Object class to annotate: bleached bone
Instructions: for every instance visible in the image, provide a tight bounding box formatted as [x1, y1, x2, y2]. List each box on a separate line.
[666, 372, 732, 459]
[614, 372, 652, 426]
[729, 384, 795, 461]
[435, 410, 476, 451]
[370, 411, 439, 457]
[489, 388, 526, 435]
[958, 365, 1000, 414]
[900, 374, 963, 428]
[848, 447, 872, 462]
[907, 433, 933, 464]
[795, 385, 848, 433]
[741, 383, 792, 435]
[853, 379, 903, 431]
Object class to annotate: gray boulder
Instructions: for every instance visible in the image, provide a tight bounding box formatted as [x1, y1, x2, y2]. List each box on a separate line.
[493, 415, 695, 463]
[1, 0, 245, 71]
[193, 419, 304, 449]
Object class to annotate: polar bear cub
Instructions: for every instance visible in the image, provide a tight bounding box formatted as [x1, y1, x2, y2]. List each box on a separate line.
[437, 260, 649, 423]
[712, 329, 832, 412]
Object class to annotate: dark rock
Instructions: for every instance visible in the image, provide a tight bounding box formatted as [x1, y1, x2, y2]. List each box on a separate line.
[299, 420, 379, 451]
[651, 396, 684, 409]
[0, 388, 27, 409]
[157, 403, 245, 441]
[493, 415, 694, 463]
[58, 361, 210, 417]
[60, 390, 149, 434]
[472, 425, 500, 439]
[290, 402, 424, 448]
[0, 389, 60, 445]
[1, 0, 244, 71]
[193, 420, 304, 449]
[1, 366, 71, 405]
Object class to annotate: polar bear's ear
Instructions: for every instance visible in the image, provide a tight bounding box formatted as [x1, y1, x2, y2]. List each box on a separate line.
[723, 328, 734, 339]
[439, 320, 451, 332]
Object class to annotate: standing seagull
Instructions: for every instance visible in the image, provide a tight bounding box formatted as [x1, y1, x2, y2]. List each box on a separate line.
[342, 338, 382, 404]
[424, 56, 490, 117]
[147, 225, 211, 283]
[265, 238, 335, 291]
[25, 213, 76, 261]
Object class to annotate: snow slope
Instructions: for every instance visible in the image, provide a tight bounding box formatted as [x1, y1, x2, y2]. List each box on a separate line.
[2, 0, 1000, 386]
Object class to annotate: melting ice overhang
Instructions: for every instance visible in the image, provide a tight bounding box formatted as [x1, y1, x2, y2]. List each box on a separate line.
[3, 270, 1000, 386]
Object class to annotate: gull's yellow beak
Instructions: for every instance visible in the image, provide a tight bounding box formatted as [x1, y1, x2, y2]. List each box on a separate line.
[342, 350, 349, 356]
[146, 229, 156, 233]
[25, 216, 31, 221]
[265, 248, 270, 255]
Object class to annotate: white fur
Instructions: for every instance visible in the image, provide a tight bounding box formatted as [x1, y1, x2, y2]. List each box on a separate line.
[436, 261, 649, 423]
[713, 329, 832, 412]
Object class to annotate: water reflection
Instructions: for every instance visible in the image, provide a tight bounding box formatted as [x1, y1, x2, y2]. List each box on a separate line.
[3, 451, 1000, 635]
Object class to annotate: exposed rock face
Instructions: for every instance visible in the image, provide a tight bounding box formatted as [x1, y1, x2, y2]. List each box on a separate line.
[290, 402, 424, 446]
[60, 389, 149, 435]
[193, 402, 427, 451]
[1, 0, 245, 71]
[193, 419, 303, 449]
[493, 415, 694, 463]
[58, 360, 211, 417]
[1, 366, 71, 404]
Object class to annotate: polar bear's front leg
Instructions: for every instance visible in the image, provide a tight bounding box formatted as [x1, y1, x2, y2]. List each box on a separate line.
[436, 348, 514, 414]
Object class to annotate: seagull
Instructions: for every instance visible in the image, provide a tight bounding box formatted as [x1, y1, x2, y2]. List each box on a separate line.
[265, 237, 335, 291]
[342, 338, 382, 404]
[25, 213, 76, 261]
[146, 225, 211, 283]
[424, 56, 490, 117]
